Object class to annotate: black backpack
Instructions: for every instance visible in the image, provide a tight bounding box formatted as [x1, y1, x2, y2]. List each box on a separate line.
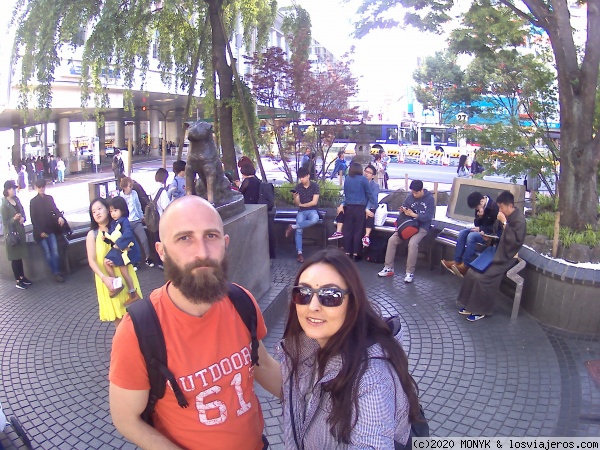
[127, 282, 260, 426]
[144, 188, 164, 233]
[258, 182, 275, 211]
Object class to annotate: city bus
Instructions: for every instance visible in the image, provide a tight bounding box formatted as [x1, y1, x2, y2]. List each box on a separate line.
[297, 121, 400, 156]
[399, 123, 458, 147]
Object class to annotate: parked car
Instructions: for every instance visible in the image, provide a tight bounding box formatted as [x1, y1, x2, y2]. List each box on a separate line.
[105, 147, 116, 158]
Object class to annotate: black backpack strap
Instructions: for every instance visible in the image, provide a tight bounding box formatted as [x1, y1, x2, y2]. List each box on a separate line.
[227, 283, 260, 367]
[128, 298, 189, 425]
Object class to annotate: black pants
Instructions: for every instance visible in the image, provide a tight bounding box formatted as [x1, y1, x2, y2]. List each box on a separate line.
[11, 259, 24, 280]
[343, 204, 366, 256]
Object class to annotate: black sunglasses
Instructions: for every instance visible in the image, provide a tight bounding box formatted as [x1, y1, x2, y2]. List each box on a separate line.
[291, 285, 348, 307]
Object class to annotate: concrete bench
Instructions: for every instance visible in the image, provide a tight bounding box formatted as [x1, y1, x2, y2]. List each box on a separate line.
[434, 226, 526, 318]
[273, 209, 327, 249]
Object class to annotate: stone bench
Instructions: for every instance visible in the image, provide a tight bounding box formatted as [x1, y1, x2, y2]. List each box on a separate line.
[273, 209, 328, 249]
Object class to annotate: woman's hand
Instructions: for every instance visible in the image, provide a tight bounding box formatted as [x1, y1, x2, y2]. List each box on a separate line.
[13, 213, 21, 221]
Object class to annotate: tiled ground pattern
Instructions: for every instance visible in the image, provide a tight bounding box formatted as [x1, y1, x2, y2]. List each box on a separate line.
[0, 247, 599, 449]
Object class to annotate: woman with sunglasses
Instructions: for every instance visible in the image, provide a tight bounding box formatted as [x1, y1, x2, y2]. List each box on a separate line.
[276, 248, 422, 449]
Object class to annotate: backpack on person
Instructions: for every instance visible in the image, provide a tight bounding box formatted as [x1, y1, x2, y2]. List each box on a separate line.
[126, 282, 260, 426]
[132, 181, 151, 211]
[395, 212, 419, 240]
[258, 182, 275, 211]
[144, 188, 163, 233]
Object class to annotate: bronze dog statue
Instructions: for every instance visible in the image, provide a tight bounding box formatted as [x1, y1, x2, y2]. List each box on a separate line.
[185, 122, 234, 205]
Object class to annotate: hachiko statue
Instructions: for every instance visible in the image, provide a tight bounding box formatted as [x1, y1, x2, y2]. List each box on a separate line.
[185, 122, 234, 205]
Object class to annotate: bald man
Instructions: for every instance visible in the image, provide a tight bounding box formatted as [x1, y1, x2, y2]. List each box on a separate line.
[109, 196, 281, 450]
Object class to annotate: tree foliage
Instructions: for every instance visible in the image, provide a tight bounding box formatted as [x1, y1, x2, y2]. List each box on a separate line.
[353, 0, 600, 230]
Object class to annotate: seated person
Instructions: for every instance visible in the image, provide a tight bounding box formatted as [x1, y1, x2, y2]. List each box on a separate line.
[457, 191, 526, 322]
[442, 191, 500, 276]
[377, 180, 435, 283]
[285, 167, 320, 263]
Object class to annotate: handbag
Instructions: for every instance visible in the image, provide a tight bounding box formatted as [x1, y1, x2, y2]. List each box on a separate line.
[374, 203, 388, 227]
[469, 245, 496, 273]
[6, 223, 21, 246]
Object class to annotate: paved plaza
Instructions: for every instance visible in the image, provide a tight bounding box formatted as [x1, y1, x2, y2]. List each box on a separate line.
[0, 242, 599, 449]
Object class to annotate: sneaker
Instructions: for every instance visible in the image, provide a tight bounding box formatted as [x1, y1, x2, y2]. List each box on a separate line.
[53, 274, 65, 283]
[404, 273, 414, 283]
[297, 253, 304, 263]
[458, 308, 472, 315]
[328, 231, 343, 240]
[145, 258, 155, 268]
[15, 280, 28, 290]
[21, 277, 33, 286]
[451, 263, 468, 278]
[466, 314, 486, 322]
[378, 267, 394, 277]
[285, 224, 295, 239]
[362, 236, 370, 247]
[441, 260, 456, 274]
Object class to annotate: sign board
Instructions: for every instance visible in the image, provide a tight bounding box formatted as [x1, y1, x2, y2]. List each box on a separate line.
[93, 137, 100, 165]
[447, 178, 526, 222]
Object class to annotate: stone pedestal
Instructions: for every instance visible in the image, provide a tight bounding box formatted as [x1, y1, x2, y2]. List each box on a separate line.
[223, 204, 271, 301]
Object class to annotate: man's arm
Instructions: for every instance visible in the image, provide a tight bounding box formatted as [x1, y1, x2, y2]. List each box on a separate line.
[253, 341, 282, 399]
[300, 194, 319, 208]
[109, 383, 183, 450]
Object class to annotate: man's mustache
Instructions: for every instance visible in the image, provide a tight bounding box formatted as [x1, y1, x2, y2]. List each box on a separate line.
[185, 258, 221, 271]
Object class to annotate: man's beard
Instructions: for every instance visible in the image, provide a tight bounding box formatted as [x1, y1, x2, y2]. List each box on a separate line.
[163, 250, 229, 305]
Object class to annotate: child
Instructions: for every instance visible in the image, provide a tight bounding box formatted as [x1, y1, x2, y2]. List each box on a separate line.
[167, 160, 186, 200]
[103, 196, 142, 306]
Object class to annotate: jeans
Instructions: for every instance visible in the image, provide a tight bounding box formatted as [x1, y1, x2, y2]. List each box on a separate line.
[39, 233, 60, 275]
[454, 228, 486, 266]
[57, 170, 64, 182]
[295, 209, 320, 253]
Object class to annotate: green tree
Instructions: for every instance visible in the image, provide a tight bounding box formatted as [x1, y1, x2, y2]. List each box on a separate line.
[412, 50, 474, 125]
[11, 0, 276, 174]
[352, 0, 600, 231]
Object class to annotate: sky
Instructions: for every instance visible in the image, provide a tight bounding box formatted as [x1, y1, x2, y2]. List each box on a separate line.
[280, 0, 448, 117]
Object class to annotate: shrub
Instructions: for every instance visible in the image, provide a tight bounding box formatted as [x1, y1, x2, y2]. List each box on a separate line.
[275, 180, 342, 207]
[526, 214, 600, 248]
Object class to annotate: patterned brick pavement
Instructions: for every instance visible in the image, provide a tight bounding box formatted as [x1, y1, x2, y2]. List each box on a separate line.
[0, 246, 599, 449]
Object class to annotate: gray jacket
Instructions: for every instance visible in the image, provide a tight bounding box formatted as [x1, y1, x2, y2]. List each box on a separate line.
[275, 334, 411, 449]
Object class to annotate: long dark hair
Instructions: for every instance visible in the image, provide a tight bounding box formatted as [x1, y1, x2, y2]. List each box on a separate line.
[347, 161, 363, 177]
[282, 248, 422, 444]
[457, 154, 468, 173]
[89, 197, 110, 230]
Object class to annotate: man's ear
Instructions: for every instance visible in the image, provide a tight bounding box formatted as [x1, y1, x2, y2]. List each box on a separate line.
[156, 242, 165, 262]
[224, 235, 230, 250]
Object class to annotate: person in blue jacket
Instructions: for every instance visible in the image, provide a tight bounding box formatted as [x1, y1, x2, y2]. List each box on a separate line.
[378, 180, 435, 283]
[342, 162, 376, 261]
[330, 150, 347, 183]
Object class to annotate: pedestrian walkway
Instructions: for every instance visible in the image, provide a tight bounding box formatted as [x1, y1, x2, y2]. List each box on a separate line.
[0, 245, 599, 449]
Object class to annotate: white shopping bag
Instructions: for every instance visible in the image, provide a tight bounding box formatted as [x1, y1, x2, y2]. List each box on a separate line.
[374, 203, 388, 227]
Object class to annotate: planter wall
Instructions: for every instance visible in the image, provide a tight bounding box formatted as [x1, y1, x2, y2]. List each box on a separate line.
[519, 246, 600, 335]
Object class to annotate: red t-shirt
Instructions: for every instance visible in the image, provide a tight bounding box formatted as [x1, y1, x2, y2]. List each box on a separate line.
[109, 283, 267, 450]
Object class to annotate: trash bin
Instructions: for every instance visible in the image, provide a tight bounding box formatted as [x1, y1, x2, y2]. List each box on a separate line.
[88, 179, 120, 203]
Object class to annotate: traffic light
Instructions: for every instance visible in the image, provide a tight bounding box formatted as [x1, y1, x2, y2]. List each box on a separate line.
[142, 106, 147, 111]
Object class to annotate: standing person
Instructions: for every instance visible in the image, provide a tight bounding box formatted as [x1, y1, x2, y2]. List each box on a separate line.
[457, 191, 526, 321]
[26, 158, 35, 188]
[456, 155, 470, 178]
[56, 157, 66, 183]
[236, 164, 261, 204]
[377, 180, 435, 283]
[49, 155, 58, 184]
[109, 196, 281, 450]
[1, 180, 31, 289]
[379, 148, 390, 189]
[442, 191, 499, 276]
[7, 162, 18, 185]
[330, 150, 347, 184]
[112, 149, 125, 186]
[285, 167, 320, 263]
[300, 148, 311, 168]
[35, 157, 44, 181]
[119, 177, 154, 268]
[471, 151, 485, 176]
[102, 196, 142, 306]
[17, 165, 27, 193]
[86, 198, 142, 329]
[373, 153, 386, 189]
[276, 248, 422, 449]
[167, 160, 186, 201]
[341, 162, 376, 261]
[148, 168, 171, 270]
[361, 164, 380, 247]
[29, 178, 66, 282]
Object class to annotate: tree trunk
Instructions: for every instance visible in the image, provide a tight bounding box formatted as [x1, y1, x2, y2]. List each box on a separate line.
[207, 0, 236, 175]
